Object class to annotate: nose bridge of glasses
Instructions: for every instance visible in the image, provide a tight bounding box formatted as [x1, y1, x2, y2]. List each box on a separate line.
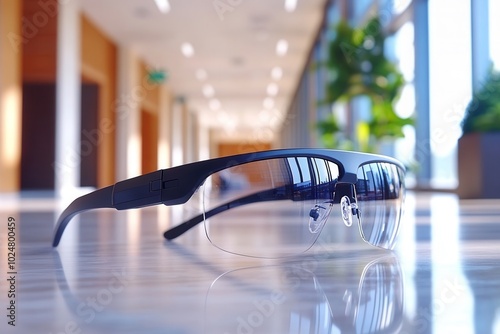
[334, 182, 360, 228]
[333, 180, 356, 203]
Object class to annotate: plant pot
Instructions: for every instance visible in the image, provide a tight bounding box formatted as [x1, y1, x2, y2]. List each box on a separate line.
[458, 132, 500, 199]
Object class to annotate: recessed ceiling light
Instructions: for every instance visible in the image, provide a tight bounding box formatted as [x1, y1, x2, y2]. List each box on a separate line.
[196, 69, 207, 81]
[154, 0, 170, 13]
[267, 83, 279, 96]
[276, 39, 288, 56]
[285, 0, 297, 12]
[263, 97, 274, 109]
[258, 110, 271, 122]
[209, 99, 221, 111]
[134, 7, 150, 18]
[271, 67, 283, 80]
[255, 31, 269, 42]
[181, 42, 194, 58]
[202, 84, 215, 98]
[231, 56, 245, 67]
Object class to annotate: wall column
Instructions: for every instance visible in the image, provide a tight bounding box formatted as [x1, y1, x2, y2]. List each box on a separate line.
[182, 105, 193, 163]
[116, 47, 141, 180]
[190, 112, 200, 162]
[157, 85, 172, 169]
[471, 0, 490, 91]
[197, 122, 210, 161]
[413, 0, 432, 186]
[0, 0, 22, 192]
[54, 0, 81, 195]
[170, 97, 184, 167]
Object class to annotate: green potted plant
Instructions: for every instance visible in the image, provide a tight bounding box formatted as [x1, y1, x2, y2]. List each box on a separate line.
[316, 17, 413, 153]
[458, 68, 500, 198]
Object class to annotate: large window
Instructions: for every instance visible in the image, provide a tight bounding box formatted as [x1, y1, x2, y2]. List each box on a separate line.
[392, 21, 416, 185]
[428, 0, 472, 188]
[491, 0, 500, 70]
[283, 0, 497, 189]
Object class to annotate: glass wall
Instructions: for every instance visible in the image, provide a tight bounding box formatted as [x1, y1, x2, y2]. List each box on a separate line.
[491, 0, 500, 70]
[428, 0, 472, 188]
[281, 0, 496, 189]
[391, 21, 417, 185]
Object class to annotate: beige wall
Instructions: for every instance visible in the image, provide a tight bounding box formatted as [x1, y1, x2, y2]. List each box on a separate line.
[0, 0, 23, 191]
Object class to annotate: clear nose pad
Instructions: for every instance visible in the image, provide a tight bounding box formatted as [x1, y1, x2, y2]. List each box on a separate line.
[308, 203, 332, 233]
[340, 195, 359, 227]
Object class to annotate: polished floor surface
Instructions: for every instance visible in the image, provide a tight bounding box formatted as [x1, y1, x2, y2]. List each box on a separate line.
[1, 191, 500, 333]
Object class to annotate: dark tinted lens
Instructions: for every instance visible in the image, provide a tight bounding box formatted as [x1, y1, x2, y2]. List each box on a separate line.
[203, 157, 340, 257]
[355, 163, 405, 249]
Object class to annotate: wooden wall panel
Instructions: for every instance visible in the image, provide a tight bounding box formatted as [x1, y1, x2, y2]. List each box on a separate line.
[217, 142, 272, 158]
[216, 142, 273, 185]
[81, 14, 117, 187]
[141, 110, 159, 174]
[140, 61, 161, 114]
[139, 61, 161, 172]
[18, 0, 57, 189]
[22, 0, 58, 82]
[0, 0, 23, 191]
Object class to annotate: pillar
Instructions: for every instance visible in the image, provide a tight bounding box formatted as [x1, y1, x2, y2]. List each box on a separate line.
[116, 47, 141, 180]
[54, 0, 81, 195]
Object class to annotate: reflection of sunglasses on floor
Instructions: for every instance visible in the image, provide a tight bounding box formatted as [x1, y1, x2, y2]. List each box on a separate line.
[204, 255, 404, 334]
[53, 149, 406, 258]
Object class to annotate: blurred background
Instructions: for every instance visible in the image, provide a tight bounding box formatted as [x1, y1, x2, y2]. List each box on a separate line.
[0, 0, 499, 196]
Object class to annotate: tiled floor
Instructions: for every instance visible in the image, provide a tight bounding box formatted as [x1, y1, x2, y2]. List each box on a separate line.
[1, 191, 500, 333]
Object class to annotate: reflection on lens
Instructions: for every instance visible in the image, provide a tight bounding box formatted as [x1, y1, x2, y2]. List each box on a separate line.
[355, 163, 405, 249]
[203, 157, 339, 257]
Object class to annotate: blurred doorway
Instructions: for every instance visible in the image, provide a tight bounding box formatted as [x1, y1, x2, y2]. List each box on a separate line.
[20, 83, 56, 189]
[80, 83, 99, 187]
[20, 83, 100, 189]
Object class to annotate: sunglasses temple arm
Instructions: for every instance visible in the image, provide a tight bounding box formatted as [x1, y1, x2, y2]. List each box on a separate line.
[163, 187, 290, 240]
[53, 170, 168, 247]
[52, 185, 115, 247]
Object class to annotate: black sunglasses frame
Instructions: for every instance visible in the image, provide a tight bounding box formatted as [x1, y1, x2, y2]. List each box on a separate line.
[52, 148, 405, 247]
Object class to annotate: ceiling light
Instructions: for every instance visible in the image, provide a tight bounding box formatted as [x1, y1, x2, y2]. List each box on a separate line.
[269, 109, 283, 128]
[271, 67, 283, 80]
[285, 0, 297, 12]
[209, 99, 221, 110]
[263, 97, 274, 109]
[181, 42, 194, 58]
[202, 84, 215, 98]
[258, 110, 271, 122]
[255, 31, 269, 42]
[276, 39, 288, 56]
[267, 83, 279, 96]
[196, 69, 207, 81]
[154, 0, 170, 13]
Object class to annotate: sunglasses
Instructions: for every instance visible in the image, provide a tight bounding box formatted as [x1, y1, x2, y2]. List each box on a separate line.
[52, 149, 406, 257]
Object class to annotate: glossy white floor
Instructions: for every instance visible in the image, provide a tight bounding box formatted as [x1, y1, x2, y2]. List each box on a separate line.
[1, 191, 499, 334]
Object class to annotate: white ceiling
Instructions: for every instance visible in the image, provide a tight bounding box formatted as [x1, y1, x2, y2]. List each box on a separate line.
[80, 0, 327, 137]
